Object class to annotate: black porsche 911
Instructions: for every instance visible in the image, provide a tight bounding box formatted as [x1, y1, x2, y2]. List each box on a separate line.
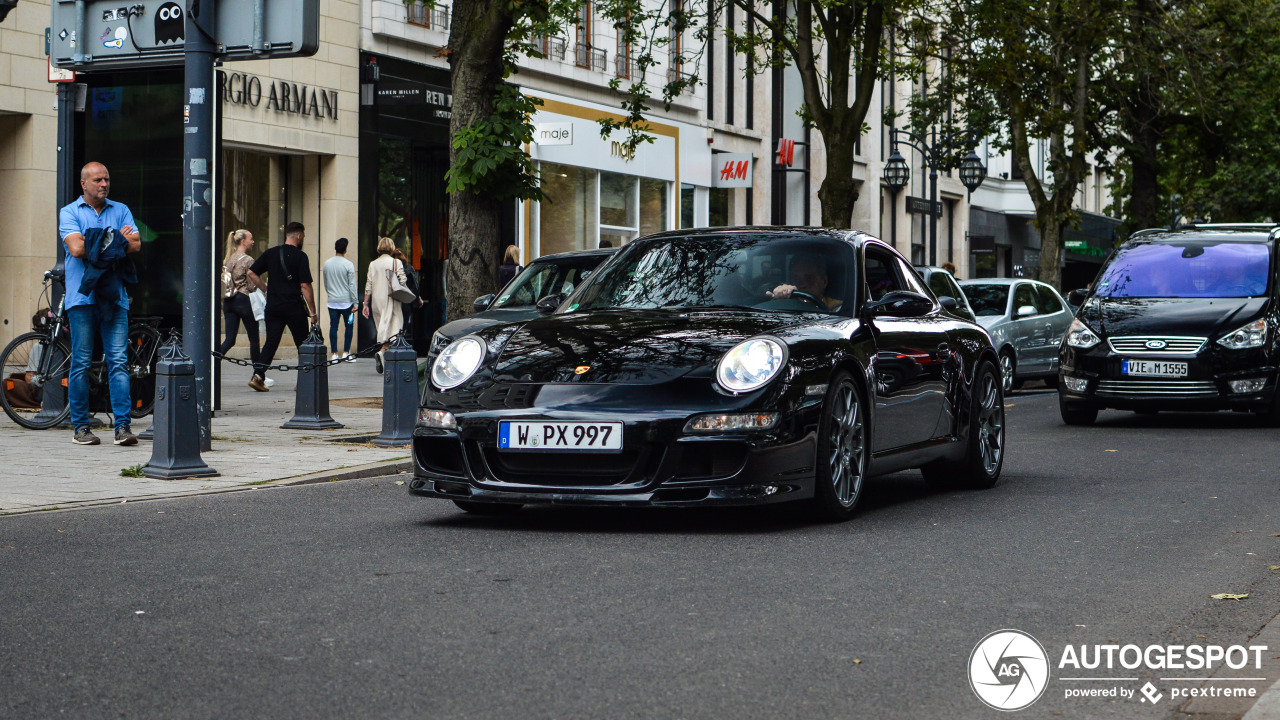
[410, 228, 1006, 521]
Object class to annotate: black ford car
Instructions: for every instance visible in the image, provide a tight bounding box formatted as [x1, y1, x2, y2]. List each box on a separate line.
[1058, 223, 1280, 425]
[411, 228, 1006, 521]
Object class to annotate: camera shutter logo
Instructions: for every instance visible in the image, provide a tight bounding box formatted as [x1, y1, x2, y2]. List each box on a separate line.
[969, 629, 1050, 711]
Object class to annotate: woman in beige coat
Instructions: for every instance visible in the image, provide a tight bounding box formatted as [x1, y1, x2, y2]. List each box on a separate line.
[362, 236, 407, 373]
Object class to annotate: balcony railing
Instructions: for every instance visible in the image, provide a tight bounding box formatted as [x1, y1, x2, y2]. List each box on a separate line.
[575, 43, 607, 72]
[406, 3, 450, 30]
[531, 35, 567, 62]
[667, 67, 695, 92]
[615, 55, 636, 80]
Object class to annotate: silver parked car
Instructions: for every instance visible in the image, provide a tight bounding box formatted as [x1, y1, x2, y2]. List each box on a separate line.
[914, 265, 977, 323]
[960, 278, 1074, 391]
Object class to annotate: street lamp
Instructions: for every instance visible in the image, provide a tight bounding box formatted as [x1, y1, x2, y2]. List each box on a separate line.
[883, 151, 910, 248]
[882, 128, 988, 266]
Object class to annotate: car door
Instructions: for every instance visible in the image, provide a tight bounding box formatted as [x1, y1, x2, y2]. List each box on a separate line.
[1009, 282, 1045, 373]
[1034, 283, 1072, 372]
[865, 246, 950, 451]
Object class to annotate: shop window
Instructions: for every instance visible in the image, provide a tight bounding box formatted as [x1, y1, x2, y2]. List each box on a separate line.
[680, 184, 695, 229]
[599, 171, 638, 245]
[708, 187, 730, 226]
[376, 137, 416, 259]
[639, 178, 668, 236]
[220, 149, 288, 259]
[538, 162, 598, 255]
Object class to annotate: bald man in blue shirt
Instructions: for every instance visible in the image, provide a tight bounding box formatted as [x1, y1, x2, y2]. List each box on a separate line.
[57, 162, 142, 447]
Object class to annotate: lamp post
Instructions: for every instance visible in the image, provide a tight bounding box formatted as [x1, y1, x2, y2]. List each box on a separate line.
[882, 128, 988, 266]
[883, 150, 910, 249]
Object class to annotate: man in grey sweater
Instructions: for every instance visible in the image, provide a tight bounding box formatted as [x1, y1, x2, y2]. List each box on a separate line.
[321, 237, 359, 360]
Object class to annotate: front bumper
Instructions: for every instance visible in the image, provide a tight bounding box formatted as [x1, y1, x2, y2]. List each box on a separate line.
[409, 405, 821, 508]
[1058, 344, 1279, 411]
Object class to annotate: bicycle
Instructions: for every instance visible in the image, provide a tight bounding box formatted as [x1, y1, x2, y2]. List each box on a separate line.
[0, 269, 163, 430]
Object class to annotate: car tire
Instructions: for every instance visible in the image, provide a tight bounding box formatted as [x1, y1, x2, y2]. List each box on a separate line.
[921, 360, 1005, 490]
[811, 371, 869, 522]
[1059, 394, 1099, 426]
[452, 500, 524, 515]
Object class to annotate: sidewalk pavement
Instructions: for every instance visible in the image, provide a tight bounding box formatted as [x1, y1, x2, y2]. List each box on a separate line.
[0, 356, 413, 514]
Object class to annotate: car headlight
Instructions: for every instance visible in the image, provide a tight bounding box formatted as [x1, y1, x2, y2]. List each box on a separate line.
[717, 338, 786, 393]
[431, 336, 485, 390]
[1217, 318, 1268, 350]
[1065, 318, 1102, 349]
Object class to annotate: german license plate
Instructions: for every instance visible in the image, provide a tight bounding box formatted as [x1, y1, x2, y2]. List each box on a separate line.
[497, 421, 623, 452]
[1122, 359, 1188, 377]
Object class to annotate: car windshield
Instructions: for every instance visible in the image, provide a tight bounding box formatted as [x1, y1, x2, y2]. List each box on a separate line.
[963, 285, 1010, 316]
[1095, 241, 1271, 298]
[567, 234, 853, 314]
[491, 257, 605, 309]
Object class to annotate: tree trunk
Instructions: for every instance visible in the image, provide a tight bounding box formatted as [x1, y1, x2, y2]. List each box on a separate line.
[1036, 209, 1063, 290]
[817, 133, 859, 229]
[445, 0, 515, 322]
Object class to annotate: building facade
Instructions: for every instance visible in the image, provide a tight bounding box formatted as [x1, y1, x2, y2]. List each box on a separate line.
[0, 0, 1117, 352]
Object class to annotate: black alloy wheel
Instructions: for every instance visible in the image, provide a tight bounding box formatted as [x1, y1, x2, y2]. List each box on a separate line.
[922, 360, 1005, 489]
[812, 371, 869, 521]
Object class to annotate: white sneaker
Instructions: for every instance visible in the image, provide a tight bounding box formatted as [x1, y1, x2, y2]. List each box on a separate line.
[331, 353, 339, 361]
[343, 352, 354, 362]
[264, 377, 275, 388]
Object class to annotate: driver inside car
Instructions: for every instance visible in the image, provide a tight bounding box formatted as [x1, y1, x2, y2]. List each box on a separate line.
[767, 255, 843, 311]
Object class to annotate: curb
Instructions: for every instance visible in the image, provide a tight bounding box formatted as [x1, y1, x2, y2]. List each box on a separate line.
[0, 459, 413, 516]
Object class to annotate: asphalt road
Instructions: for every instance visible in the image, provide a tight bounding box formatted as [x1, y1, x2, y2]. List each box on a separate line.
[4, 390, 1280, 720]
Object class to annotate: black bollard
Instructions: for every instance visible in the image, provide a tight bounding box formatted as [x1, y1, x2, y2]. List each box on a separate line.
[373, 333, 417, 447]
[282, 326, 343, 430]
[143, 339, 218, 478]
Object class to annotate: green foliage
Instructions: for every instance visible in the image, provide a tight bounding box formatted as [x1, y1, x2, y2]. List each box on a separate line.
[444, 84, 546, 202]
[120, 464, 145, 478]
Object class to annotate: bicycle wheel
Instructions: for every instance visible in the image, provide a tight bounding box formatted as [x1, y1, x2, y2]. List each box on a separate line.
[0, 331, 72, 430]
[127, 324, 162, 418]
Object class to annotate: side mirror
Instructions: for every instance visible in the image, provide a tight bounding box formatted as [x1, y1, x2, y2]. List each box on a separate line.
[1067, 288, 1088, 306]
[938, 296, 959, 311]
[865, 291, 934, 319]
[472, 294, 495, 313]
[536, 293, 568, 315]
[1015, 305, 1037, 318]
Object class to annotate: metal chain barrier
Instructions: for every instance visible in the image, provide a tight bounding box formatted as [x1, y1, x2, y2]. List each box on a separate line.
[210, 328, 406, 373]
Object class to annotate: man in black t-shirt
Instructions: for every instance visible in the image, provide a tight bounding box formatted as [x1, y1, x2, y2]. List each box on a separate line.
[246, 221, 318, 391]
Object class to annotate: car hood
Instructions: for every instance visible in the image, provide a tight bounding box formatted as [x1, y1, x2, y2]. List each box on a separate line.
[437, 308, 540, 343]
[975, 315, 1003, 330]
[1083, 297, 1269, 338]
[489, 309, 824, 385]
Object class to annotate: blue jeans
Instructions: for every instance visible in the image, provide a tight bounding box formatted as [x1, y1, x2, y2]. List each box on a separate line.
[67, 303, 131, 431]
[328, 306, 353, 354]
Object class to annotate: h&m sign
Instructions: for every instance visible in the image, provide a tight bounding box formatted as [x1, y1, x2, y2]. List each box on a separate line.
[219, 71, 338, 122]
[712, 153, 753, 188]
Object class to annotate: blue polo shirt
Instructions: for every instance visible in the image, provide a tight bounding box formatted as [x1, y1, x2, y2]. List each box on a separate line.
[58, 197, 137, 309]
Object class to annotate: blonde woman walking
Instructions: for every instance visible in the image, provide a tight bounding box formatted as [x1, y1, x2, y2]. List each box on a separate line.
[218, 229, 261, 384]
[363, 236, 407, 373]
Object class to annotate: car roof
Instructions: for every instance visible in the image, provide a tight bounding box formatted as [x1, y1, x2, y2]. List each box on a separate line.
[959, 277, 1043, 287]
[530, 247, 618, 264]
[1128, 225, 1279, 244]
[637, 226, 868, 244]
